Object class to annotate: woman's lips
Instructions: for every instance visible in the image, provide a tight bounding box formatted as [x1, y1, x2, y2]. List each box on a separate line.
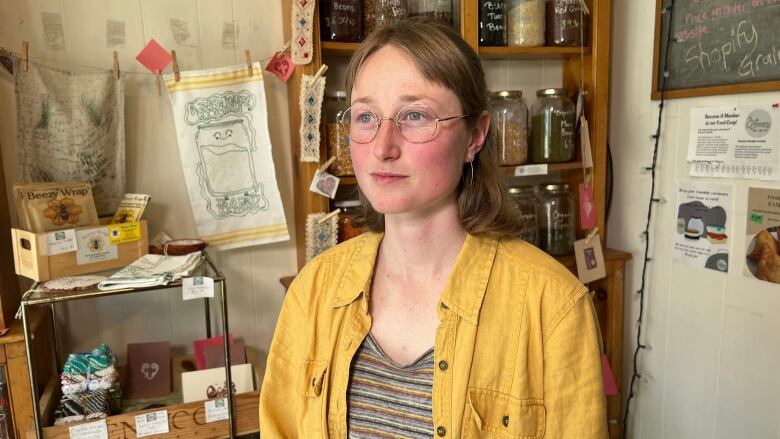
[370, 172, 407, 185]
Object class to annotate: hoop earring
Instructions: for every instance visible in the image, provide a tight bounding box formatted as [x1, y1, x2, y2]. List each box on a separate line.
[468, 160, 474, 189]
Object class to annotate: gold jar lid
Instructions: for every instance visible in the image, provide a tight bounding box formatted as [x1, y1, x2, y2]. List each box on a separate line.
[540, 182, 570, 191]
[508, 185, 534, 194]
[536, 88, 566, 97]
[489, 90, 523, 99]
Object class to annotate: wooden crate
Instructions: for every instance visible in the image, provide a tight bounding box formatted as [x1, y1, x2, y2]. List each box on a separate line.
[11, 221, 148, 282]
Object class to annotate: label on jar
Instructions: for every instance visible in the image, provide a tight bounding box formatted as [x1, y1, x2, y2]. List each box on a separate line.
[514, 164, 548, 176]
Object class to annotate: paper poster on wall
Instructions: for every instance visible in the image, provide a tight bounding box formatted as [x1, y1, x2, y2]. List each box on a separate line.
[673, 181, 732, 273]
[744, 187, 780, 284]
[687, 105, 779, 181]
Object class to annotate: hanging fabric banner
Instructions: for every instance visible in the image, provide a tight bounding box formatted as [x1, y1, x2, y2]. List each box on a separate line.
[165, 62, 290, 250]
[299, 73, 325, 162]
[291, 0, 316, 64]
[14, 58, 125, 216]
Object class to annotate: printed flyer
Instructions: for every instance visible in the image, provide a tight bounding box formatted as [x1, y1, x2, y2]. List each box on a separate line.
[744, 187, 780, 285]
[673, 181, 733, 273]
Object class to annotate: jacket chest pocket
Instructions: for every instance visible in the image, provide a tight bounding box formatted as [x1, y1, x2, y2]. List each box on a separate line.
[299, 359, 329, 437]
[463, 388, 545, 438]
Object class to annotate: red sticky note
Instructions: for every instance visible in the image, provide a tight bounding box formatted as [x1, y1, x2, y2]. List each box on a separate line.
[193, 334, 234, 370]
[579, 183, 597, 230]
[265, 52, 296, 82]
[602, 354, 618, 396]
[136, 39, 172, 73]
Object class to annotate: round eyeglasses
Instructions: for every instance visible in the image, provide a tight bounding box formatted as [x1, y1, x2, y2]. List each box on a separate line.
[339, 103, 471, 144]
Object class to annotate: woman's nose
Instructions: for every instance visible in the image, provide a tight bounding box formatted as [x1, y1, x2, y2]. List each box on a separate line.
[372, 119, 401, 160]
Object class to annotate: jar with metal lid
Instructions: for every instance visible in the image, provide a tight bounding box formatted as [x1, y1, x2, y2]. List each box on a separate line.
[537, 183, 575, 255]
[364, 0, 409, 36]
[507, 0, 545, 47]
[334, 199, 366, 242]
[479, 1, 507, 46]
[409, 0, 452, 24]
[508, 185, 539, 246]
[324, 91, 353, 176]
[321, 0, 363, 42]
[530, 88, 576, 163]
[545, 0, 585, 46]
[488, 91, 528, 166]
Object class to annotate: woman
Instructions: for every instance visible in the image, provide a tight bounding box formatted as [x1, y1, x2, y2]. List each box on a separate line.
[260, 18, 607, 438]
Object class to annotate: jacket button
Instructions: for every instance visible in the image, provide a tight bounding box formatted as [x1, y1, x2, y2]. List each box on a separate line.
[436, 426, 446, 436]
[502, 415, 509, 427]
[438, 360, 448, 371]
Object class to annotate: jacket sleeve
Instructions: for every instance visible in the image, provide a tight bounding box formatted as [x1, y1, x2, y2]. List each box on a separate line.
[542, 290, 608, 438]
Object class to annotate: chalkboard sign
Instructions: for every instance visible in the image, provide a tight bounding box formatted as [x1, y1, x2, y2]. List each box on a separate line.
[652, 0, 780, 99]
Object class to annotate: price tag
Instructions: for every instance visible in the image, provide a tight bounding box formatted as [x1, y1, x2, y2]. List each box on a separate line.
[135, 410, 169, 437]
[69, 419, 108, 439]
[183, 277, 214, 300]
[46, 229, 77, 255]
[513, 164, 548, 177]
[107, 222, 142, 245]
[573, 233, 606, 283]
[205, 398, 229, 422]
[265, 52, 296, 81]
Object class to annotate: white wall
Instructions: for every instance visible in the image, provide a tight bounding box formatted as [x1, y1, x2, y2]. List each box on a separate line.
[0, 1, 297, 365]
[610, 2, 780, 438]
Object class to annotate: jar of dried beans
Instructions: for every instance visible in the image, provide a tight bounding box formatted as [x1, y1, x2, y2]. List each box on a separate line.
[507, 0, 545, 47]
[545, 0, 585, 47]
[325, 91, 353, 176]
[321, 0, 363, 43]
[409, 0, 453, 25]
[488, 90, 528, 166]
[538, 183, 575, 255]
[364, 0, 409, 35]
[479, 0, 507, 46]
[507, 185, 539, 246]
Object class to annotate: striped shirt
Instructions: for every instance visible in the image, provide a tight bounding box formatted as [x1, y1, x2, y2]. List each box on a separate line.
[347, 333, 435, 438]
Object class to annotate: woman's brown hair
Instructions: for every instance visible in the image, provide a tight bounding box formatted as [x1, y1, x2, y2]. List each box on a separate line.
[345, 18, 522, 238]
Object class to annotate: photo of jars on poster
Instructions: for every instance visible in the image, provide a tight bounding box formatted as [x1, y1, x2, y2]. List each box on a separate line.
[745, 187, 780, 284]
[673, 181, 733, 273]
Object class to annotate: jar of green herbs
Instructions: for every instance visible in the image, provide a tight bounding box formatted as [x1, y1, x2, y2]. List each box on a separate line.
[530, 88, 576, 163]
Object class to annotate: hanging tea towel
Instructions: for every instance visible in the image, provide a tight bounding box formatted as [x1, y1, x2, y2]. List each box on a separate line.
[14, 58, 125, 215]
[299, 73, 326, 162]
[291, 0, 316, 64]
[305, 212, 339, 262]
[164, 63, 289, 250]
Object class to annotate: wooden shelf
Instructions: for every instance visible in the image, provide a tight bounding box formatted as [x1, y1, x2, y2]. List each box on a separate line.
[321, 41, 360, 57]
[478, 46, 591, 60]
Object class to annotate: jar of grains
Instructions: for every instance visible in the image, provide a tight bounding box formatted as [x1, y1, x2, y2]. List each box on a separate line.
[321, 0, 363, 42]
[488, 90, 528, 166]
[409, 0, 453, 25]
[537, 183, 575, 255]
[545, 0, 585, 46]
[364, 0, 408, 35]
[530, 88, 576, 163]
[507, 0, 545, 46]
[479, 0, 507, 46]
[507, 185, 539, 246]
[325, 91, 353, 176]
[335, 199, 367, 242]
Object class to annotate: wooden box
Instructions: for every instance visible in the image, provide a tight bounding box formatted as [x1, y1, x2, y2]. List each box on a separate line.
[11, 221, 149, 282]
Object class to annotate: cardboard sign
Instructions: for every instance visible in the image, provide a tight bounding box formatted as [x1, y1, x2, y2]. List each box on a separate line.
[579, 183, 597, 230]
[126, 342, 171, 399]
[265, 52, 296, 81]
[69, 419, 108, 439]
[46, 229, 77, 255]
[573, 234, 606, 283]
[76, 227, 118, 265]
[182, 276, 215, 300]
[203, 340, 246, 369]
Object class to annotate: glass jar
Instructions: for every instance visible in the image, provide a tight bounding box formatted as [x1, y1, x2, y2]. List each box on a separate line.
[488, 90, 528, 166]
[409, 0, 453, 25]
[530, 88, 576, 163]
[364, 0, 409, 35]
[538, 183, 575, 256]
[321, 0, 363, 42]
[507, 0, 545, 47]
[545, 0, 585, 46]
[324, 91, 353, 176]
[508, 185, 539, 246]
[479, 1, 507, 46]
[335, 199, 366, 242]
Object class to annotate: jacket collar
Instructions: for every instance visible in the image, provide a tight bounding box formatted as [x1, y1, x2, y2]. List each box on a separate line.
[331, 232, 499, 325]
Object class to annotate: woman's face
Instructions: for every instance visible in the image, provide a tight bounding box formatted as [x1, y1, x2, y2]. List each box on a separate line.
[349, 45, 486, 219]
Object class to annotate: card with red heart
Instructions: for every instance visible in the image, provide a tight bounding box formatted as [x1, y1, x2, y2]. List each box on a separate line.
[126, 341, 171, 399]
[265, 52, 296, 82]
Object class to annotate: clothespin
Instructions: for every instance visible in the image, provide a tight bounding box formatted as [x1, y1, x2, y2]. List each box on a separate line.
[578, 0, 591, 14]
[112, 51, 120, 80]
[585, 227, 599, 244]
[245, 49, 253, 76]
[317, 156, 336, 174]
[318, 208, 340, 224]
[171, 50, 180, 82]
[21, 41, 28, 72]
[313, 63, 328, 80]
[155, 69, 161, 96]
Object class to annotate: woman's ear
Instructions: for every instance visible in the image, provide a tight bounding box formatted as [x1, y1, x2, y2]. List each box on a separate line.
[465, 111, 490, 161]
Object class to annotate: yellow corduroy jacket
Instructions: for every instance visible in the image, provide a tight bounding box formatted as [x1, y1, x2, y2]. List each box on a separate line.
[260, 232, 607, 438]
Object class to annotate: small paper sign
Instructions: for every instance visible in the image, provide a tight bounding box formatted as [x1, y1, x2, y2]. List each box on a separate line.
[136, 39, 171, 73]
[76, 228, 118, 265]
[205, 398, 230, 422]
[107, 222, 142, 245]
[135, 410, 169, 437]
[265, 52, 296, 81]
[183, 276, 215, 300]
[69, 419, 108, 439]
[579, 184, 597, 230]
[573, 234, 606, 283]
[310, 170, 340, 198]
[46, 229, 77, 255]
[580, 116, 593, 169]
[514, 164, 548, 176]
